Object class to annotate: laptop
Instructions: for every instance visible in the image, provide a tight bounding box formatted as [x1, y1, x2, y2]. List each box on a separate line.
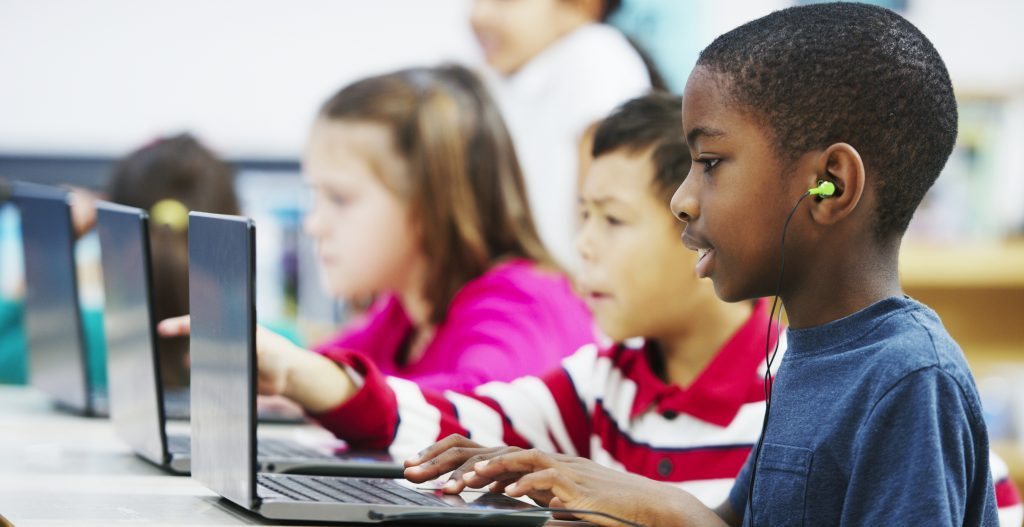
[93, 202, 305, 422]
[94, 201, 192, 425]
[175, 210, 404, 478]
[12, 182, 107, 417]
[95, 203, 400, 477]
[189, 210, 548, 525]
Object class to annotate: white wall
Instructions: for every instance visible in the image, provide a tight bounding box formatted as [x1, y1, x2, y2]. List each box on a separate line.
[2, 0, 1023, 157]
[909, 0, 1024, 96]
[0, 0, 478, 158]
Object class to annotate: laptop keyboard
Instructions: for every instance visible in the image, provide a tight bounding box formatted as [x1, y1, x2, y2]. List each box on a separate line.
[258, 474, 449, 507]
[257, 438, 336, 460]
[165, 434, 335, 460]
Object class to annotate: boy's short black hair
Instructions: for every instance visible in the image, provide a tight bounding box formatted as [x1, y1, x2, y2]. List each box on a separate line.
[592, 91, 690, 202]
[696, 2, 958, 240]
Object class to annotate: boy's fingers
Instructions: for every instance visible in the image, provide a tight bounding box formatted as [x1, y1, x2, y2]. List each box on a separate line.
[404, 434, 477, 467]
[446, 450, 507, 487]
[405, 444, 500, 484]
[473, 449, 554, 477]
[485, 473, 527, 494]
[504, 467, 564, 497]
[441, 477, 466, 494]
[461, 469, 509, 490]
[157, 315, 191, 337]
[402, 465, 433, 483]
[411, 446, 521, 486]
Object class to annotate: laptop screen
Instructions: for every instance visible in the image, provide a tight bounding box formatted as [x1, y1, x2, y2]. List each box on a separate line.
[188, 211, 257, 508]
[95, 201, 166, 465]
[12, 182, 90, 412]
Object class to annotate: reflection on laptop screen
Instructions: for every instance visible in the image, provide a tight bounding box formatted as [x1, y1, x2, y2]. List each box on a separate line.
[13, 182, 91, 413]
[188, 211, 257, 508]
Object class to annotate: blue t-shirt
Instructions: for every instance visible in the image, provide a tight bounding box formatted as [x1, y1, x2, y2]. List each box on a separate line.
[729, 296, 997, 526]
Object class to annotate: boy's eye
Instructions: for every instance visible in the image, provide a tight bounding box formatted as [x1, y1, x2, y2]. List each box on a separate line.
[605, 215, 622, 226]
[701, 158, 720, 172]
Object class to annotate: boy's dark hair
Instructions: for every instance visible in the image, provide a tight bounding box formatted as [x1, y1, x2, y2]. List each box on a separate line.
[696, 2, 958, 240]
[592, 91, 690, 202]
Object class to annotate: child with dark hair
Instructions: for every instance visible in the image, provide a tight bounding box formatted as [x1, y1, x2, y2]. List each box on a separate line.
[405, 3, 1019, 526]
[0, 136, 240, 388]
[107, 133, 241, 387]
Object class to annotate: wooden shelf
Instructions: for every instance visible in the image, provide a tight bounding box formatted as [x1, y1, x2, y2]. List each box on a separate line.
[903, 241, 1024, 495]
[900, 241, 1024, 289]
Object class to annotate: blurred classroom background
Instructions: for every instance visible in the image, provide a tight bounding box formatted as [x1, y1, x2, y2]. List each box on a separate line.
[1, 0, 1023, 488]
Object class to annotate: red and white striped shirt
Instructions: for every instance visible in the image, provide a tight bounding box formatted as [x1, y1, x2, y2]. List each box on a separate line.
[313, 299, 1023, 519]
[317, 300, 775, 506]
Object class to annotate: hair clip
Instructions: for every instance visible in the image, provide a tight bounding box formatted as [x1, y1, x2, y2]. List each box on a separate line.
[150, 199, 189, 232]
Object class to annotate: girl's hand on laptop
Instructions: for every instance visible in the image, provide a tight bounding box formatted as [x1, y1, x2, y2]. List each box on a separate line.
[254, 326, 358, 413]
[157, 315, 191, 337]
[157, 315, 358, 413]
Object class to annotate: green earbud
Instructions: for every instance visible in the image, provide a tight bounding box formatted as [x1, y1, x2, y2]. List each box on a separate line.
[808, 180, 836, 198]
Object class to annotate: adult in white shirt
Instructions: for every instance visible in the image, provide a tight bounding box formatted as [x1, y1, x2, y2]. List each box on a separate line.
[470, 0, 653, 269]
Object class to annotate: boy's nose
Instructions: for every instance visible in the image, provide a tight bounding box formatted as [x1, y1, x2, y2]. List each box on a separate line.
[574, 224, 595, 262]
[670, 175, 698, 223]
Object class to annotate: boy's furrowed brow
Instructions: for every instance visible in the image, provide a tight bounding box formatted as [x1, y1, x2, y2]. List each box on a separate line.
[686, 126, 726, 146]
[588, 195, 623, 207]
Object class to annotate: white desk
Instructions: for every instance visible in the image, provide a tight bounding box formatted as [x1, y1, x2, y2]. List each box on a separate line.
[0, 386, 586, 527]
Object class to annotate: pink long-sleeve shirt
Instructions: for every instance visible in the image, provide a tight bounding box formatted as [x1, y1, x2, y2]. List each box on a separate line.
[314, 259, 595, 392]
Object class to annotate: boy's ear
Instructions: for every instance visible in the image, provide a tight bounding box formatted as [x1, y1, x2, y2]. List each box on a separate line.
[808, 142, 865, 227]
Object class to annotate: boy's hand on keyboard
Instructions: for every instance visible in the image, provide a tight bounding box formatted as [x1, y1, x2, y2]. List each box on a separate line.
[403, 434, 520, 494]
[470, 449, 706, 527]
[405, 433, 718, 527]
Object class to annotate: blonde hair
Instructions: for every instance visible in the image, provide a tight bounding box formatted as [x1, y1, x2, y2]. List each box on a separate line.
[319, 65, 553, 324]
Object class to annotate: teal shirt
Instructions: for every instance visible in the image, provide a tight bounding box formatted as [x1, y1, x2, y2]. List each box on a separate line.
[0, 297, 107, 389]
[0, 298, 27, 384]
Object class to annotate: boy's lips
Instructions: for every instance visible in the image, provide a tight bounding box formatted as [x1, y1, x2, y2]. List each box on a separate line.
[681, 232, 716, 279]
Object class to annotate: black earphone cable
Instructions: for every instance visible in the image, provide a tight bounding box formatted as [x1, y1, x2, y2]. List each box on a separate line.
[746, 190, 812, 526]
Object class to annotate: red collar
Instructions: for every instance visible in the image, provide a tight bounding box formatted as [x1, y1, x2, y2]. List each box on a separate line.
[627, 299, 776, 426]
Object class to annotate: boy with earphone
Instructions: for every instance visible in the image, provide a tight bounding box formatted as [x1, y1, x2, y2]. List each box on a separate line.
[404, 4, 1015, 526]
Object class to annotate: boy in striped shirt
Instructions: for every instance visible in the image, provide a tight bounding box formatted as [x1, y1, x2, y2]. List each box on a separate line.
[249, 92, 777, 508]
